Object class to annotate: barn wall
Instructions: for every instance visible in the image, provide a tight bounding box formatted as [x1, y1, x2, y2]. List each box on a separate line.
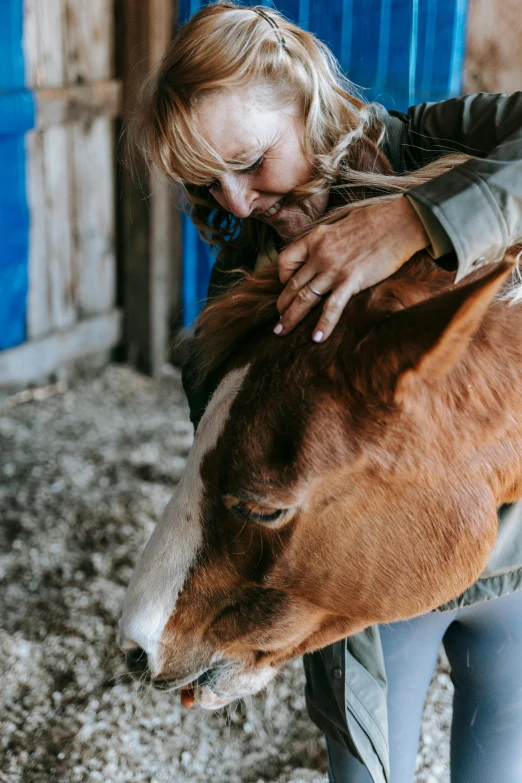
[25, 0, 116, 337]
[0, 0, 34, 352]
[0, 0, 122, 388]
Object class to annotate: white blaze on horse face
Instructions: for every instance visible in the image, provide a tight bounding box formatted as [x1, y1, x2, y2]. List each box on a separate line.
[119, 365, 250, 673]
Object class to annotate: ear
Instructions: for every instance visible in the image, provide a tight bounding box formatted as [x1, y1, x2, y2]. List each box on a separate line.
[394, 261, 514, 402]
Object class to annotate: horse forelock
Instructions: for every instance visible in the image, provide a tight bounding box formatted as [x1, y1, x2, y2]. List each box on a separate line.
[189, 265, 284, 382]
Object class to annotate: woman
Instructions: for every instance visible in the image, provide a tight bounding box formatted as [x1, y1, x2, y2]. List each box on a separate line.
[131, 4, 522, 782]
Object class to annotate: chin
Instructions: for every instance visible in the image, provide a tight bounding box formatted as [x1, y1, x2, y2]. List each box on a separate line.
[194, 664, 278, 710]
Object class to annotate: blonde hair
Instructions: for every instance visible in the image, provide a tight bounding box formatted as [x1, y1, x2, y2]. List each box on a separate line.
[130, 2, 466, 257]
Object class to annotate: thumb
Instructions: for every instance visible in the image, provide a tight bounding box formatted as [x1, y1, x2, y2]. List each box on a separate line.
[278, 237, 310, 284]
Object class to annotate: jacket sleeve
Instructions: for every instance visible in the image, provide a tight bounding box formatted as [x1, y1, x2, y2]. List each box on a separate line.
[393, 92, 522, 282]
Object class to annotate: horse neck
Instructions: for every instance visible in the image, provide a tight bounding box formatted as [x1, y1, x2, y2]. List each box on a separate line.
[409, 297, 522, 501]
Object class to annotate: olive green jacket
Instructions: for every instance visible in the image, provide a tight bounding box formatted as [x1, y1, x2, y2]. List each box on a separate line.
[182, 92, 522, 783]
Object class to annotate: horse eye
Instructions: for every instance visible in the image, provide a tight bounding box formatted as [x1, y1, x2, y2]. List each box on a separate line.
[230, 503, 284, 524]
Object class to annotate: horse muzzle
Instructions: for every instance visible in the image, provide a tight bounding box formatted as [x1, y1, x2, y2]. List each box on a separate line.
[123, 642, 277, 709]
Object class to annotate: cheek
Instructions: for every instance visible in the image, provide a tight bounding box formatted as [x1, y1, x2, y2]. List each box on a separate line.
[262, 139, 313, 193]
[284, 131, 314, 185]
[279, 151, 313, 190]
[208, 587, 290, 645]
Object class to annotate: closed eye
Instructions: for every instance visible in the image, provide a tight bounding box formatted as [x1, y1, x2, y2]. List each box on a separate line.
[208, 156, 264, 192]
[230, 502, 284, 524]
[241, 155, 264, 173]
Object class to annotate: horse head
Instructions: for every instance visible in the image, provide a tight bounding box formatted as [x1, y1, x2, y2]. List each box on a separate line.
[120, 252, 522, 708]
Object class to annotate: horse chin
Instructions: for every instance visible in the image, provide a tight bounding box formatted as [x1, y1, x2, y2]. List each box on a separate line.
[198, 686, 234, 710]
[194, 662, 278, 710]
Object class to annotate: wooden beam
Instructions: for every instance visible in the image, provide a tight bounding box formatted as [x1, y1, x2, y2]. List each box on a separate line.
[0, 310, 121, 389]
[116, 0, 181, 377]
[465, 0, 522, 93]
[36, 81, 122, 128]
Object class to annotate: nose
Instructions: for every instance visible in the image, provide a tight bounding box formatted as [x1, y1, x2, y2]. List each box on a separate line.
[125, 646, 149, 676]
[215, 174, 256, 219]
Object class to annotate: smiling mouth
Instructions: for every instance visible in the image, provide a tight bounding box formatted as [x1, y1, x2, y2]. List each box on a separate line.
[260, 199, 285, 220]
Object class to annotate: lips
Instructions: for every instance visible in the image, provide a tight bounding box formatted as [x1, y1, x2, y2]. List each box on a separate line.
[259, 198, 285, 220]
[180, 667, 216, 709]
[262, 200, 283, 217]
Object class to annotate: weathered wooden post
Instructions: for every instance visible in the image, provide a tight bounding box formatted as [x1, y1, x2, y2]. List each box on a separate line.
[117, 0, 182, 377]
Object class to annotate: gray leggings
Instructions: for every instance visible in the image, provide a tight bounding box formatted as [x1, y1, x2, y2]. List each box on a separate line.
[326, 590, 522, 783]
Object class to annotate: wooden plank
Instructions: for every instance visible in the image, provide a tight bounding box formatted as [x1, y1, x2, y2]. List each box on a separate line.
[117, 0, 181, 376]
[26, 131, 51, 339]
[465, 0, 522, 93]
[36, 80, 122, 128]
[0, 310, 121, 388]
[41, 124, 77, 330]
[64, 0, 113, 83]
[23, 0, 41, 88]
[23, 0, 66, 88]
[72, 117, 116, 316]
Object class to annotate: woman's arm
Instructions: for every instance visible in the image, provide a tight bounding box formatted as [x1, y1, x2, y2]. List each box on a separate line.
[277, 92, 522, 340]
[401, 91, 522, 281]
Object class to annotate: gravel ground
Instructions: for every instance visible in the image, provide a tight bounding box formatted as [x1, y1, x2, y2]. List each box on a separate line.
[0, 365, 453, 783]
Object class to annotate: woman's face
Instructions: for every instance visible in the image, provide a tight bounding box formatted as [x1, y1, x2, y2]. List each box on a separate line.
[194, 87, 329, 240]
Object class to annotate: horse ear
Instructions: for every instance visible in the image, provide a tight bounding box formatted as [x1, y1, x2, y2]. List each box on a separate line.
[394, 261, 514, 403]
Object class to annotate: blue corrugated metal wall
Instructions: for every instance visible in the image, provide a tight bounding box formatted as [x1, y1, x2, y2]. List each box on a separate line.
[178, 0, 469, 324]
[0, 0, 35, 350]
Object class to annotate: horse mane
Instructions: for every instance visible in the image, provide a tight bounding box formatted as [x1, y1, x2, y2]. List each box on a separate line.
[189, 265, 284, 380]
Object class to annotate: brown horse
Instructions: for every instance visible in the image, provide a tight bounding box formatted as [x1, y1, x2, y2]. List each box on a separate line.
[119, 247, 522, 710]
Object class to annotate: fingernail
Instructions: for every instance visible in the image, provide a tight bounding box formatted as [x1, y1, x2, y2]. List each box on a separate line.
[273, 323, 283, 335]
[313, 331, 323, 343]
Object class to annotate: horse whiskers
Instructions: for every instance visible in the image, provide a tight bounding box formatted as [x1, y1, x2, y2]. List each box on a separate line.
[107, 669, 130, 684]
[129, 665, 152, 706]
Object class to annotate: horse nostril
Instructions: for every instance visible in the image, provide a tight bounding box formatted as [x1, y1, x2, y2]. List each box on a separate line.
[197, 668, 214, 687]
[126, 647, 149, 675]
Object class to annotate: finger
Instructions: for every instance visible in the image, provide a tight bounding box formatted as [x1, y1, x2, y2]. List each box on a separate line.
[278, 238, 310, 284]
[274, 274, 332, 336]
[311, 281, 359, 343]
[276, 262, 320, 315]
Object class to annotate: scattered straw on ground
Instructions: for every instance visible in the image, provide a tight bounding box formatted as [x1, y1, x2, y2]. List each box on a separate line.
[0, 365, 452, 783]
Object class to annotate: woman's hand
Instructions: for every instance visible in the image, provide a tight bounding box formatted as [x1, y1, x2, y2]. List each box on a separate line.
[274, 197, 430, 342]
